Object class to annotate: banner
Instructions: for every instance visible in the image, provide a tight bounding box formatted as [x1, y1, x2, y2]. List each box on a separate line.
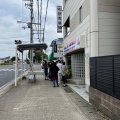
[64, 38, 81, 54]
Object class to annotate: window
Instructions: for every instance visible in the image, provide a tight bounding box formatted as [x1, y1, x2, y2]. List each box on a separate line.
[63, 16, 70, 38]
[79, 6, 83, 23]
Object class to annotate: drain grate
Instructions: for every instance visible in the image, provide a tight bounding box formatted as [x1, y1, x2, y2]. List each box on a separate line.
[63, 86, 73, 93]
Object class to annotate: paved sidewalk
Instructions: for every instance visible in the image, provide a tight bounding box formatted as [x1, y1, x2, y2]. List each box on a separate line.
[0, 70, 111, 120]
[0, 74, 89, 120]
[67, 84, 89, 102]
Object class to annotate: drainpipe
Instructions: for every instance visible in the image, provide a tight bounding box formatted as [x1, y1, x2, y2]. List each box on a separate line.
[90, 0, 99, 57]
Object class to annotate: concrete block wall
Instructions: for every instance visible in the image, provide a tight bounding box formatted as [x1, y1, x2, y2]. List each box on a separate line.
[89, 87, 120, 120]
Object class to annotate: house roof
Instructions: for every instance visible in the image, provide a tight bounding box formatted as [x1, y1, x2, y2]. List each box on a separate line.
[0, 56, 10, 60]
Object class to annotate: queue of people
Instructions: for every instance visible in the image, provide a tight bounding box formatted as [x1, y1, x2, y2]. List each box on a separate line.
[42, 60, 68, 87]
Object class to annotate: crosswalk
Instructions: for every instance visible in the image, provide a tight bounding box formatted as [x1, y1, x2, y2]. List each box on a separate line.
[0, 69, 27, 72]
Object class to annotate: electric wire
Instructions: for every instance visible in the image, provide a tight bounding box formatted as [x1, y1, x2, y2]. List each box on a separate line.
[43, 0, 49, 42]
[32, 13, 39, 43]
[40, 0, 42, 42]
[22, 0, 23, 26]
[37, 0, 40, 42]
[35, 0, 42, 43]
[0, 35, 30, 40]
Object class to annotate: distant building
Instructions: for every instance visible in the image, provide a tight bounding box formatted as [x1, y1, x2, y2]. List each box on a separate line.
[0, 56, 11, 64]
[49, 38, 63, 61]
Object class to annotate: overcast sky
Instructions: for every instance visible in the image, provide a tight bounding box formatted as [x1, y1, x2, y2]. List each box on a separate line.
[0, 0, 63, 59]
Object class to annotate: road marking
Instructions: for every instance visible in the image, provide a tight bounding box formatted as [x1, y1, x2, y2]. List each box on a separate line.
[0, 69, 27, 71]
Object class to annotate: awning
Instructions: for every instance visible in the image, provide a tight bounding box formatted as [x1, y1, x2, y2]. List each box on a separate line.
[48, 52, 55, 61]
[17, 43, 47, 52]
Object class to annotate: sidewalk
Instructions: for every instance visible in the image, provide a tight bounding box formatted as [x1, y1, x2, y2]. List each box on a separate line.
[67, 84, 89, 102]
[0, 72, 110, 120]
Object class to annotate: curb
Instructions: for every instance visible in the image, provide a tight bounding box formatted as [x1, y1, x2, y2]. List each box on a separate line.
[0, 71, 28, 97]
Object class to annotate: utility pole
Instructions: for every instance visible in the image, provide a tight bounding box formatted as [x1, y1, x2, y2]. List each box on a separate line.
[28, 0, 33, 67]
[19, 0, 44, 63]
[24, 0, 34, 67]
[41, 28, 44, 61]
[37, 0, 40, 42]
[40, 0, 42, 43]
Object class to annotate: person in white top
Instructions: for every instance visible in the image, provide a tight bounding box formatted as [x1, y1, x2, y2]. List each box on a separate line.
[57, 60, 62, 84]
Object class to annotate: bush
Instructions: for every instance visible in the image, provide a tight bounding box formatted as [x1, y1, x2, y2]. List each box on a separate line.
[67, 65, 72, 78]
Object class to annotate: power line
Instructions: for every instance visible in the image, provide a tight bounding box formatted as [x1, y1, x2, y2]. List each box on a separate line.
[36, 0, 40, 42]
[36, 0, 42, 42]
[0, 35, 30, 40]
[40, 0, 42, 42]
[43, 0, 49, 42]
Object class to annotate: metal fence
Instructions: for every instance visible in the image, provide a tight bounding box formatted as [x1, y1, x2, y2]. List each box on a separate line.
[90, 55, 120, 100]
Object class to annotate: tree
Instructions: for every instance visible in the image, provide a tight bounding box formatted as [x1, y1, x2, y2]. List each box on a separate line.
[43, 53, 48, 60]
[11, 56, 20, 62]
[27, 50, 48, 63]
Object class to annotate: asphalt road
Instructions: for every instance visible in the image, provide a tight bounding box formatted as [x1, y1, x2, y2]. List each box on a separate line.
[0, 64, 30, 88]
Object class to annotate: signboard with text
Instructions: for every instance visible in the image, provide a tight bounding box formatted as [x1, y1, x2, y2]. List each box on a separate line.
[56, 6, 62, 33]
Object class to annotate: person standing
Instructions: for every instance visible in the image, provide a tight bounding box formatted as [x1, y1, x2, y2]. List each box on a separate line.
[48, 61, 54, 81]
[57, 60, 62, 84]
[43, 60, 48, 80]
[62, 62, 68, 87]
[51, 62, 59, 87]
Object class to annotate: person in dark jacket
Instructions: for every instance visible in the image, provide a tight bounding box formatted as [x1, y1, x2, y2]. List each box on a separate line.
[51, 62, 59, 87]
[48, 61, 54, 81]
[43, 60, 48, 80]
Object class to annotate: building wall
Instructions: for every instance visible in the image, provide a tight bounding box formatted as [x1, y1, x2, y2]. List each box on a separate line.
[63, 0, 83, 26]
[63, 0, 90, 46]
[98, 0, 120, 56]
[0, 60, 4, 64]
[63, 0, 90, 92]
[90, 87, 120, 120]
[70, 0, 90, 32]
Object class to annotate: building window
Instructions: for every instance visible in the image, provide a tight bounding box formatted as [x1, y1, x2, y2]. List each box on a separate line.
[63, 16, 70, 38]
[79, 6, 83, 23]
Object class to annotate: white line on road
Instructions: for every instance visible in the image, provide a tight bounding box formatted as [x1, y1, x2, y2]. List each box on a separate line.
[0, 69, 27, 71]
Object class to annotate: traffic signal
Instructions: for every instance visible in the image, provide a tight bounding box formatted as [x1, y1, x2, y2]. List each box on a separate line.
[15, 40, 22, 44]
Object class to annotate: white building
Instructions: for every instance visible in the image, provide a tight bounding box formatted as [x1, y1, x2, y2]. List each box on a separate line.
[63, 0, 120, 92]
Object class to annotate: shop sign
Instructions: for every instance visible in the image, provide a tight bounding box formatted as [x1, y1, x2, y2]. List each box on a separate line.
[64, 38, 81, 54]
